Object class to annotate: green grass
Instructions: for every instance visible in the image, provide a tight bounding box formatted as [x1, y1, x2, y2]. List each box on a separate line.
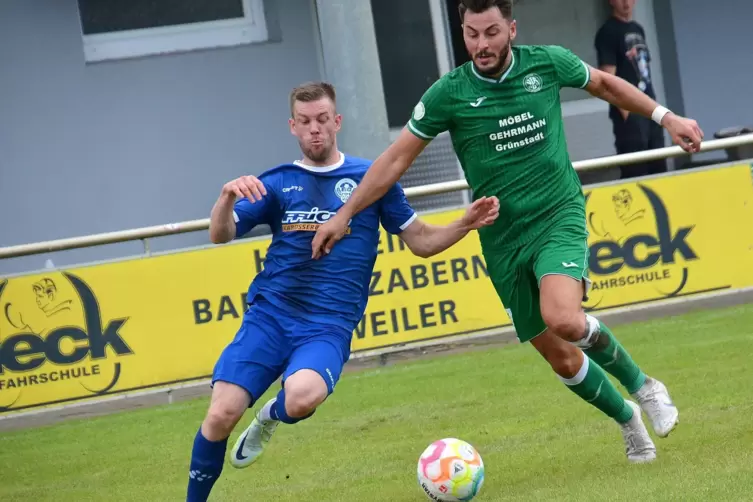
[2, 304, 753, 501]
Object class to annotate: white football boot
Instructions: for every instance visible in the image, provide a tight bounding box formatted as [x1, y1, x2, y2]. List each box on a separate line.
[631, 377, 679, 438]
[619, 400, 657, 464]
[230, 409, 279, 469]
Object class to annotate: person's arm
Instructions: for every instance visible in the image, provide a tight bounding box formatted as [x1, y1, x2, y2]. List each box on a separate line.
[598, 65, 629, 120]
[339, 76, 454, 221]
[399, 197, 500, 258]
[585, 67, 703, 150]
[311, 78, 453, 258]
[584, 67, 658, 123]
[209, 193, 238, 244]
[209, 175, 272, 244]
[337, 129, 429, 221]
[545, 44, 704, 153]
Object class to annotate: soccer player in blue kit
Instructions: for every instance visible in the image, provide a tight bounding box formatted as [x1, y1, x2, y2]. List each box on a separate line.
[186, 81, 500, 501]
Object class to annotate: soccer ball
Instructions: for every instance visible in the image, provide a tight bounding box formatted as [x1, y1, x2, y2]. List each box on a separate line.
[416, 438, 485, 501]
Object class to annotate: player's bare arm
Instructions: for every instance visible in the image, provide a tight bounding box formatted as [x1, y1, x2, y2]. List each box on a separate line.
[209, 175, 267, 244]
[400, 196, 500, 258]
[311, 129, 429, 259]
[598, 64, 629, 120]
[585, 66, 704, 152]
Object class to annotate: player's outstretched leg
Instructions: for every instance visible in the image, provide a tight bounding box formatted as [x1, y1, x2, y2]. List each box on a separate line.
[578, 314, 646, 393]
[537, 275, 657, 463]
[231, 369, 327, 468]
[578, 314, 678, 438]
[530, 331, 656, 463]
[187, 381, 250, 502]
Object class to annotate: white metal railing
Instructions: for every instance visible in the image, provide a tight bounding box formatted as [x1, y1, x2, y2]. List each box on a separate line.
[1, 133, 753, 260]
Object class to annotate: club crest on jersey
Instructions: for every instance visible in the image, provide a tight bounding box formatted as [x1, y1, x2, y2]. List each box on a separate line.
[335, 178, 357, 203]
[413, 101, 425, 121]
[523, 73, 543, 93]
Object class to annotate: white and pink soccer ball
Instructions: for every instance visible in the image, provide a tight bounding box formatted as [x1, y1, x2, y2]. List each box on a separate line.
[417, 438, 485, 501]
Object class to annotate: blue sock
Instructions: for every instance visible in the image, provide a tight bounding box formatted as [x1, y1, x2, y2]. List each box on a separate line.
[269, 388, 315, 424]
[186, 428, 227, 502]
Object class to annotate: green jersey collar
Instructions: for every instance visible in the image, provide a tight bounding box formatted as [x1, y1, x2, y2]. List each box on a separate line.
[470, 49, 516, 84]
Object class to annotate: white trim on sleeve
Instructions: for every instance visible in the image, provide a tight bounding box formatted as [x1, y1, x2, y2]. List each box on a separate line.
[580, 60, 591, 89]
[399, 212, 418, 231]
[407, 121, 434, 140]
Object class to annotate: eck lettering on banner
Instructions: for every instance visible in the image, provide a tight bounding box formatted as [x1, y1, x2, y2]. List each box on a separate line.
[581, 165, 753, 310]
[1, 163, 752, 413]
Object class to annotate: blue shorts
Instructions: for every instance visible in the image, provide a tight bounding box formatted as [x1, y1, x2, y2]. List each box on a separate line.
[211, 296, 352, 404]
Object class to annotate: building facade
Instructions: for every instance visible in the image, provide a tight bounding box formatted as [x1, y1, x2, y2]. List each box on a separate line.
[1, 0, 749, 275]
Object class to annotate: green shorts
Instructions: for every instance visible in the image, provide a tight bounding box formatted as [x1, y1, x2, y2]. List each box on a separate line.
[485, 216, 591, 343]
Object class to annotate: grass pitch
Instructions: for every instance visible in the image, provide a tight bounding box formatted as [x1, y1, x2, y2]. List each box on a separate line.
[2, 304, 752, 501]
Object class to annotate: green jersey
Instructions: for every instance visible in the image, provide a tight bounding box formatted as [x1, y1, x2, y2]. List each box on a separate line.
[408, 45, 592, 251]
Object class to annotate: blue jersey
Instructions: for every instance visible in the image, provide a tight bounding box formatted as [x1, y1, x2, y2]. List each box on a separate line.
[232, 153, 417, 332]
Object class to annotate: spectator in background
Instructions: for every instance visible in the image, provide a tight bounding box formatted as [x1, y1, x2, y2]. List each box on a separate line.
[595, 0, 667, 179]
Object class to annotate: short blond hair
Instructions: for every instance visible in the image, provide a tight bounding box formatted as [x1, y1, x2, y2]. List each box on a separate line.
[289, 81, 336, 117]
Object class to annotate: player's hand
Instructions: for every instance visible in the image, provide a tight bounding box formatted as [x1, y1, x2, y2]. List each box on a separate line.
[663, 114, 704, 154]
[311, 213, 349, 259]
[460, 196, 500, 230]
[221, 175, 267, 203]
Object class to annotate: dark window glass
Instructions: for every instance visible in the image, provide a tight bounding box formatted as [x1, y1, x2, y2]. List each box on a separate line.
[78, 0, 245, 35]
[372, 0, 441, 128]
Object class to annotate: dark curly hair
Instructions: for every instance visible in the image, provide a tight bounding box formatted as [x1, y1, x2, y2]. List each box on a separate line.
[458, 0, 513, 21]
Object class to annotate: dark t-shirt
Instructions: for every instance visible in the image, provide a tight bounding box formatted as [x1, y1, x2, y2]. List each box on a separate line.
[595, 17, 655, 121]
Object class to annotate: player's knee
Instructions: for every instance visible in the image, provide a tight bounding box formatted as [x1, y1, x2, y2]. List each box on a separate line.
[532, 331, 584, 379]
[204, 401, 244, 439]
[284, 375, 328, 418]
[285, 397, 317, 419]
[544, 344, 583, 379]
[283, 369, 330, 418]
[572, 314, 603, 349]
[542, 310, 586, 342]
[553, 351, 584, 379]
[285, 384, 326, 418]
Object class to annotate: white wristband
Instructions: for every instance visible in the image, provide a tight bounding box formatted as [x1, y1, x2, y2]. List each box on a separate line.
[652, 106, 671, 125]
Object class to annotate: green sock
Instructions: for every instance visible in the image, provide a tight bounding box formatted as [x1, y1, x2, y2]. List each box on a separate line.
[582, 316, 647, 394]
[560, 353, 634, 424]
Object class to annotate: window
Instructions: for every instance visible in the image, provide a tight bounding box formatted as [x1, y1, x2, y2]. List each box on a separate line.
[372, 0, 467, 211]
[371, 0, 445, 129]
[78, 0, 268, 63]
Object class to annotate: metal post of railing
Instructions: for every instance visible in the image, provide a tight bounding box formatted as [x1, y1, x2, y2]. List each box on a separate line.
[141, 238, 151, 257]
[1, 134, 752, 260]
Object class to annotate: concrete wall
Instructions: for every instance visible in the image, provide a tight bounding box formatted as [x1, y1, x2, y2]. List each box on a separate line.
[3, 0, 750, 276]
[0, 0, 322, 276]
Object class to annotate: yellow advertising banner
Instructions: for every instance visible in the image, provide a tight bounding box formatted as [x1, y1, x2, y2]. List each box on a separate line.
[1, 164, 753, 413]
[581, 164, 753, 309]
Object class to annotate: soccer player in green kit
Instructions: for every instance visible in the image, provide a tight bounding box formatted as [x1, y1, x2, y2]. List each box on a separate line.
[312, 0, 705, 463]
